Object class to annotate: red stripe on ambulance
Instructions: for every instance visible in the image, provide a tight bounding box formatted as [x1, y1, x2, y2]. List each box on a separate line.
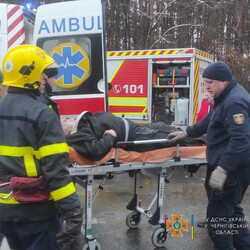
[7, 5, 20, 19]
[7, 5, 26, 49]
[55, 97, 105, 116]
[8, 14, 24, 33]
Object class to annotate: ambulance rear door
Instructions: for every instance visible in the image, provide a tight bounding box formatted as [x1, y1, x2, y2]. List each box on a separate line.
[33, 0, 107, 117]
[191, 50, 213, 124]
[107, 56, 149, 123]
[0, 4, 26, 70]
[0, 4, 8, 70]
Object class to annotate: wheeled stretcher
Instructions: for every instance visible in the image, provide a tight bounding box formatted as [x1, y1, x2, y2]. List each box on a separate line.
[68, 139, 207, 249]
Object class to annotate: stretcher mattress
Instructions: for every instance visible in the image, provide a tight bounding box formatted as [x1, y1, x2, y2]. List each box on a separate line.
[69, 146, 206, 166]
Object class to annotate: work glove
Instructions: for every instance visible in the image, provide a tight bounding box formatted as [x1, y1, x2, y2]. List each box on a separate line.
[209, 166, 227, 191]
[167, 130, 187, 142]
[56, 207, 84, 250]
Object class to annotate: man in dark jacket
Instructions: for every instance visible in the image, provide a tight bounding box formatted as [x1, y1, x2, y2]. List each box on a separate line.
[0, 45, 83, 250]
[62, 111, 205, 161]
[168, 61, 250, 250]
[38, 64, 60, 116]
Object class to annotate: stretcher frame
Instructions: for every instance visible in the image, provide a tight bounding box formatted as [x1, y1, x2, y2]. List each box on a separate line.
[68, 139, 207, 249]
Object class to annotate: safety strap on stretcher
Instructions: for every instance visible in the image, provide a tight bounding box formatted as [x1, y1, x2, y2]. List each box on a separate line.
[121, 118, 129, 142]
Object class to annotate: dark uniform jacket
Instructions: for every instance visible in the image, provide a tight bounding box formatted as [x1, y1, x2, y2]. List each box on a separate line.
[0, 88, 80, 222]
[38, 83, 60, 117]
[67, 112, 205, 161]
[187, 79, 250, 175]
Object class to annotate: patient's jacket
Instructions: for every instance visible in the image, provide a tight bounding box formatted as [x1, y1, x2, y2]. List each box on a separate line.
[67, 112, 205, 161]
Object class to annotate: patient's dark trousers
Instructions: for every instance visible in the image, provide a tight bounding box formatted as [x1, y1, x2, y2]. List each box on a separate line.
[205, 165, 250, 250]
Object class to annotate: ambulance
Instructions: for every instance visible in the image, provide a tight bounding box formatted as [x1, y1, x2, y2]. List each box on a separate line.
[0, 0, 107, 117]
[107, 48, 213, 125]
[1, 2, 213, 125]
[0, 4, 35, 66]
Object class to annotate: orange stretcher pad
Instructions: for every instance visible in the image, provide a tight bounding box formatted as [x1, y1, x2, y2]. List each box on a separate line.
[69, 146, 206, 166]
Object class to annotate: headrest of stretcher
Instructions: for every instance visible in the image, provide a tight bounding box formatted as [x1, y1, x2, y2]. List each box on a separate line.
[68, 146, 206, 166]
[69, 147, 113, 166]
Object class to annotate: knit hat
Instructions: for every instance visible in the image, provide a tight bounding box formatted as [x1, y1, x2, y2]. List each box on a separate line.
[202, 61, 233, 81]
[43, 62, 59, 79]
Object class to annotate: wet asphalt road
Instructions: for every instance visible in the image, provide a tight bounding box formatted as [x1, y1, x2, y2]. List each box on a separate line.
[75, 165, 250, 250]
[1, 166, 249, 250]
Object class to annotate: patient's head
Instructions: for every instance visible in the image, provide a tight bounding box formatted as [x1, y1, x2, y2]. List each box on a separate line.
[61, 118, 75, 135]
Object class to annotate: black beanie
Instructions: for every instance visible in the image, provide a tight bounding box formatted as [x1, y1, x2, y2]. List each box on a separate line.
[43, 67, 58, 79]
[202, 61, 233, 81]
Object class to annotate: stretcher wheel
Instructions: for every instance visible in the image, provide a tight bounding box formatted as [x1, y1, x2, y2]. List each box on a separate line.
[83, 241, 101, 250]
[126, 211, 141, 228]
[151, 227, 167, 248]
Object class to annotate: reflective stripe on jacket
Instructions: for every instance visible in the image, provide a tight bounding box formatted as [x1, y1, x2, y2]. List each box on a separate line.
[0, 88, 80, 222]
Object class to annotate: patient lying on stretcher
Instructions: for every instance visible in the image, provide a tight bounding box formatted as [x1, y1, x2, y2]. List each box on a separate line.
[62, 111, 206, 162]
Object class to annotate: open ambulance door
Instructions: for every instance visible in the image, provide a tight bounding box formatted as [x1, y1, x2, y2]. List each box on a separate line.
[107, 58, 149, 123]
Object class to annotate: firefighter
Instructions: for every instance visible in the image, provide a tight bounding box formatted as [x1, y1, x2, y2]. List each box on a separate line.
[168, 61, 250, 250]
[38, 64, 60, 116]
[0, 45, 83, 250]
[0, 70, 7, 250]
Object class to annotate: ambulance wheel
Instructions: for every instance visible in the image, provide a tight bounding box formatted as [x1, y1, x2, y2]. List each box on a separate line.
[83, 241, 101, 250]
[126, 211, 141, 228]
[151, 227, 167, 248]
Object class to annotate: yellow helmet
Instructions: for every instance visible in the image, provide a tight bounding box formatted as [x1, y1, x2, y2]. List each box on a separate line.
[2, 44, 55, 89]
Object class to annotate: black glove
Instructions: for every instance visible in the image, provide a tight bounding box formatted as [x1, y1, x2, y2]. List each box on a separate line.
[58, 232, 85, 250]
[56, 207, 84, 250]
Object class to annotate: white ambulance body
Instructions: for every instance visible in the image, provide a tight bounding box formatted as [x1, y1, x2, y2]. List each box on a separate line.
[0, 4, 34, 69]
[1, 1, 107, 117]
[1, 2, 212, 124]
[107, 48, 213, 125]
[33, 0, 107, 117]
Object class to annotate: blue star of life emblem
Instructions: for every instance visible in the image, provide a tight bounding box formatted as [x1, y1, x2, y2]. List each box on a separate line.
[52, 46, 86, 85]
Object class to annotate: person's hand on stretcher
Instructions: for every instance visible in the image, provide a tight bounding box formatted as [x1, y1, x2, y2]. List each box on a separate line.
[168, 130, 226, 191]
[103, 129, 117, 138]
[167, 130, 187, 142]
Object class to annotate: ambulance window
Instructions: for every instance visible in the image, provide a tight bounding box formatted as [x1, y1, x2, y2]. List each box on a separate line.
[36, 34, 104, 95]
